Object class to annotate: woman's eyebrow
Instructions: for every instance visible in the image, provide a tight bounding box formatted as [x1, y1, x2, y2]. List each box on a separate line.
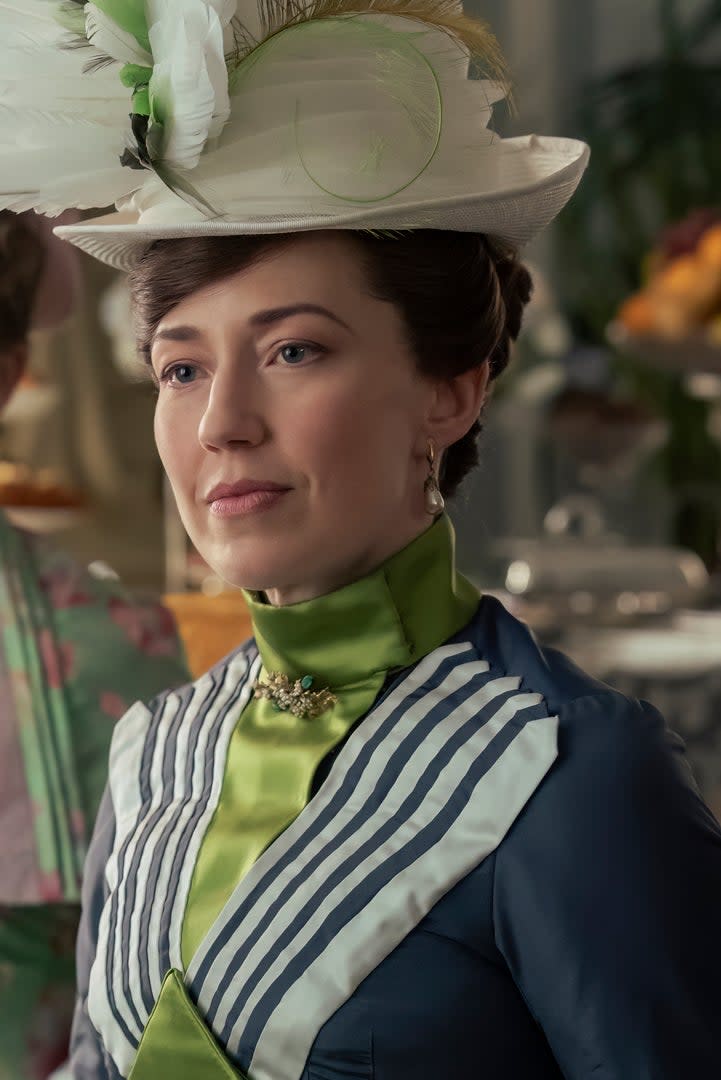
[152, 303, 352, 350]
[248, 303, 352, 332]
[152, 325, 203, 347]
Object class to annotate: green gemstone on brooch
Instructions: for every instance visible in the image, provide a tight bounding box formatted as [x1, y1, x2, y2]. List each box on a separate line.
[253, 671, 337, 719]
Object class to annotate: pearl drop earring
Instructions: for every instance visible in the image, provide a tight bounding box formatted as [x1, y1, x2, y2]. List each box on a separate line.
[424, 440, 445, 516]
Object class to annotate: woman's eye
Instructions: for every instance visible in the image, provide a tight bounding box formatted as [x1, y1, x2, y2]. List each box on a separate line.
[278, 343, 308, 365]
[273, 342, 327, 366]
[161, 362, 197, 385]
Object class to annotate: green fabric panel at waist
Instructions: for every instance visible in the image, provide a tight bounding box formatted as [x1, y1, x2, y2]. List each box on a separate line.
[129, 969, 244, 1080]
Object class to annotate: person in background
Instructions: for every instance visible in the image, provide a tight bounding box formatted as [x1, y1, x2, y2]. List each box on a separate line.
[0, 209, 190, 1079]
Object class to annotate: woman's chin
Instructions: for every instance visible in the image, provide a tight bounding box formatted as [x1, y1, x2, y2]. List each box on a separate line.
[207, 553, 299, 595]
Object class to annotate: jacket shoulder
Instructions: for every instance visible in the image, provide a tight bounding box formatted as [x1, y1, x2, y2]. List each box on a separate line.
[468, 594, 695, 800]
[468, 594, 612, 711]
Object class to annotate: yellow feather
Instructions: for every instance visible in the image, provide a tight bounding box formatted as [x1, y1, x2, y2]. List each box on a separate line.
[228, 0, 510, 90]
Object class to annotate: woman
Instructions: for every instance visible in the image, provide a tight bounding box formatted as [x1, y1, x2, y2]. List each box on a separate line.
[4, 1, 721, 1078]
[0, 209, 190, 1078]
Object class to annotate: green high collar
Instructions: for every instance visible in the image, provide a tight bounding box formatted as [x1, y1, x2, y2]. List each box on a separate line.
[242, 515, 480, 689]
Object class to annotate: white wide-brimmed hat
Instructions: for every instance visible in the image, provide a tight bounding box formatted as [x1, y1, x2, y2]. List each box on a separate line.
[1, 1, 589, 272]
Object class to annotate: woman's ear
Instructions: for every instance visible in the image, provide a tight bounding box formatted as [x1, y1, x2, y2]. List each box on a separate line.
[0, 343, 28, 411]
[424, 361, 490, 449]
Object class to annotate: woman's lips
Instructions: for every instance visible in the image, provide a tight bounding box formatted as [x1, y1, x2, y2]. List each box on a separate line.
[208, 488, 289, 517]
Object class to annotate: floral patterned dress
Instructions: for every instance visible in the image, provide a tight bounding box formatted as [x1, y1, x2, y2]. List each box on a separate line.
[0, 512, 189, 1078]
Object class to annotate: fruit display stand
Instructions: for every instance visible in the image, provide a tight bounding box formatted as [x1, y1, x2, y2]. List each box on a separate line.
[609, 210, 721, 567]
[615, 212, 721, 343]
[612, 211, 721, 391]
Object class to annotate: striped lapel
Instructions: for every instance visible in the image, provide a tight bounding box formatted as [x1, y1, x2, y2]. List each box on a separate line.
[187, 639, 558, 1080]
[89, 646, 261, 1077]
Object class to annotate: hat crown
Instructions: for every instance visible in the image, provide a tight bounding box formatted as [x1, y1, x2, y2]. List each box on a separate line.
[119, 11, 507, 225]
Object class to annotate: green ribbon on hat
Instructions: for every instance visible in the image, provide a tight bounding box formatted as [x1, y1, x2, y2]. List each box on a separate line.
[120, 63, 152, 116]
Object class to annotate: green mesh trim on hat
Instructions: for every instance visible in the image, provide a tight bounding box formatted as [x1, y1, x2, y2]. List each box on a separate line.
[229, 17, 443, 204]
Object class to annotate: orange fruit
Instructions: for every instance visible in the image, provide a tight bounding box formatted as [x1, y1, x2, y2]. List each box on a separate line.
[697, 225, 721, 269]
[617, 293, 656, 334]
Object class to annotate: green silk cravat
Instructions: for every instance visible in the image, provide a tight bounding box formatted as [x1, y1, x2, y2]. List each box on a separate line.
[180, 514, 480, 971]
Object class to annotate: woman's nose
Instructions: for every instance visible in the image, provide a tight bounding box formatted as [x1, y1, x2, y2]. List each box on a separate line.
[197, 373, 267, 452]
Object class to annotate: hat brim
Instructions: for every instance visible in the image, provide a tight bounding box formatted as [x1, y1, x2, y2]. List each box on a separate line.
[55, 136, 589, 272]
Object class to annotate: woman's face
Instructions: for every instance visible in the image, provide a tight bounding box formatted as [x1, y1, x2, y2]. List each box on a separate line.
[151, 232, 474, 604]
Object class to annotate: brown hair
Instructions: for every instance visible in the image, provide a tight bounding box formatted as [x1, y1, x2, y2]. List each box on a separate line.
[130, 230, 532, 498]
[0, 211, 45, 351]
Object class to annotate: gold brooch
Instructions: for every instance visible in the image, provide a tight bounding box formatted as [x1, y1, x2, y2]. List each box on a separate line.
[253, 672, 337, 719]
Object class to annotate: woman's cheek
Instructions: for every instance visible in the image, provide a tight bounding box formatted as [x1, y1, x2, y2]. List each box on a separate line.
[153, 404, 177, 475]
[154, 396, 197, 485]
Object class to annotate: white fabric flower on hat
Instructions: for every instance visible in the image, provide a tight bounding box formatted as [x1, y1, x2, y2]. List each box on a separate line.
[147, 0, 236, 171]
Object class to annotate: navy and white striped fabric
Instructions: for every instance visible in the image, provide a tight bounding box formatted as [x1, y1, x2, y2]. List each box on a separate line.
[89, 635, 557, 1080]
[88, 645, 261, 1076]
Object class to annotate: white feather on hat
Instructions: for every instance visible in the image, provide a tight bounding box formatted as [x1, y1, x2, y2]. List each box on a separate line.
[0, 0, 136, 214]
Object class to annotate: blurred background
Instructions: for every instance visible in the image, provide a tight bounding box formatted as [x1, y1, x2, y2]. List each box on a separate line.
[7, 0, 721, 813]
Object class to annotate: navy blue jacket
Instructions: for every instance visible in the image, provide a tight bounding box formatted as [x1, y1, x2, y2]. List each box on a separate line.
[72, 597, 721, 1078]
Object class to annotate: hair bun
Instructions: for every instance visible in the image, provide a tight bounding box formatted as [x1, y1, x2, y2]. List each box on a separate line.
[484, 238, 534, 380]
